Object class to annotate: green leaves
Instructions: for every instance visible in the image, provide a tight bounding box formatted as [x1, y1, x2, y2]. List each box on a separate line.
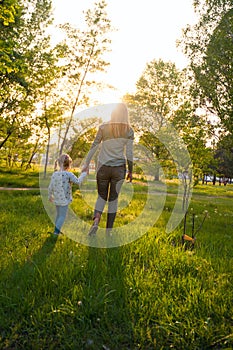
[135, 59, 182, 119]
[180, 1, 233, 133]
[215, 133, 233, 178]
[58, 1, 113, 154]
[0, 0, 19, 26]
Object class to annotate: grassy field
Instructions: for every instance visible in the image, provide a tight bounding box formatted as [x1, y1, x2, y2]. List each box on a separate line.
[0, 167, 40, 188]
[0, 168, 233, 349]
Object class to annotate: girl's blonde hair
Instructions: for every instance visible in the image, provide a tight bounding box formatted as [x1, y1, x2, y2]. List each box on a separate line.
[54, 154, 72, 171]
[110, 103, 130, 138]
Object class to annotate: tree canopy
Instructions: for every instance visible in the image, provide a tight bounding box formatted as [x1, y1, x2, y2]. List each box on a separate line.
[180, 0, 233, 133]
[0, 0, 113, 171]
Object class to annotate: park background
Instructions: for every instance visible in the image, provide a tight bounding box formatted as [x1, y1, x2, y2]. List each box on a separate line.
[0, 0, 233, 349]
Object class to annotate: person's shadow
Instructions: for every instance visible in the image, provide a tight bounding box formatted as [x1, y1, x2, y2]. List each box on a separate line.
[2, 234, 58, 283]
[81, 246, 134, 349]
[0, 234, 58, 347]
[1, 235, 134, 349]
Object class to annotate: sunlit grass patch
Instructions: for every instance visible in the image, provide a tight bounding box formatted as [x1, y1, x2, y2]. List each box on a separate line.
[0, 167, 40, 188]
[193, 182, 233, 197]
[0, 172, 233, 349]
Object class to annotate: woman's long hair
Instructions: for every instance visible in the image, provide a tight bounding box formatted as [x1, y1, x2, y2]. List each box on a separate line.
[110, 103, 130, 138]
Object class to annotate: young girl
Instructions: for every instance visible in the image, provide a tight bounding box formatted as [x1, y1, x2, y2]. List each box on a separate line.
[48, 154, 87, 235]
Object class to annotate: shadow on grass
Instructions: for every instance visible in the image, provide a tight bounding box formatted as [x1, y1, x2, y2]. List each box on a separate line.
[81, 246, 134, 349]
[0, 234, 58, 347]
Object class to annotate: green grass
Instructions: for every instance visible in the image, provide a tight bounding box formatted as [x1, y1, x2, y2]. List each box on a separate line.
[0, 170, 233, 349]
[192, 183, 233, 198]
[0, 167, 40, 188]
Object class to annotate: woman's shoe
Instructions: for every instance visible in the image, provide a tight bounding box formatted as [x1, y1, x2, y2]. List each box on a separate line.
[106, 228, 112, 236]
[88, 223, 98, 236]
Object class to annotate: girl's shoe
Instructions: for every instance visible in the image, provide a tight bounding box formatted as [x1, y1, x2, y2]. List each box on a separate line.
[53, 231, 63, 235]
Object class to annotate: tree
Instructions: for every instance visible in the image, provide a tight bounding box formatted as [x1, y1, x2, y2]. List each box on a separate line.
[172, 101, 217, 185]
[69, 127, 98, 166]
[58, 0, 113, 155]
[0, 0, 23, 79]
[132, 59, 183, 120]
[0, 0, 55, 151]
[215, 133, 233, 180]
[180, 1, 233, 133]
[200, 8, 233, 132]
[125, 59, 216, 184]
[124, 59, 188, 180]
[31, 43, 66, 177]
[0, 0, 28, 150]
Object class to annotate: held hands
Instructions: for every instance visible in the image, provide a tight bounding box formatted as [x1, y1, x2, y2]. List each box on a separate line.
[126, 172, 132, 182]
[82, 164, 89, 175]
[79, 171, 87, 184]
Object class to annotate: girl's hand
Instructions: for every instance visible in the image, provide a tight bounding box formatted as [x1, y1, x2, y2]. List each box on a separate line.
[82, 164, 89, 174]
[49, 196, 54, 202]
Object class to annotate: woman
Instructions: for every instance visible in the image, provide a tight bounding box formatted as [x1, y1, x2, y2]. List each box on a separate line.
[82, 103, 134, 235]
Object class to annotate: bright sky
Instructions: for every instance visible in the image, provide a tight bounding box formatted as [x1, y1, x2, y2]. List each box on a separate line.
[51, 0, 197, 103]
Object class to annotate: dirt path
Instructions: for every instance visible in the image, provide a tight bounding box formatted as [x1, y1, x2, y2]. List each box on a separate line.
[0, 187, 40, 191]
[1, 186, 233, 200]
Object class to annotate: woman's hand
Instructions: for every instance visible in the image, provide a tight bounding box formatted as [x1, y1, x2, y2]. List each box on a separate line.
[126, 172, 132, 182]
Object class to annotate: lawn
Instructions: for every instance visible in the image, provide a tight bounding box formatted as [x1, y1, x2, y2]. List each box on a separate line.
[0, 167, 40, 188]
[0, 168, 233, 349]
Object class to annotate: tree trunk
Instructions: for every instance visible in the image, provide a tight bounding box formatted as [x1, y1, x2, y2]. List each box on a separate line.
[43, 130, 50, 179]
[213, 173, 216, 185]
[154, 167, 160, 181]
[0, 132, 12, 149]
[26, 139, 39, 170]
[59, 40, 95, 155]
[57, 123, 62, 157]
[202, 174, 205, 184]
